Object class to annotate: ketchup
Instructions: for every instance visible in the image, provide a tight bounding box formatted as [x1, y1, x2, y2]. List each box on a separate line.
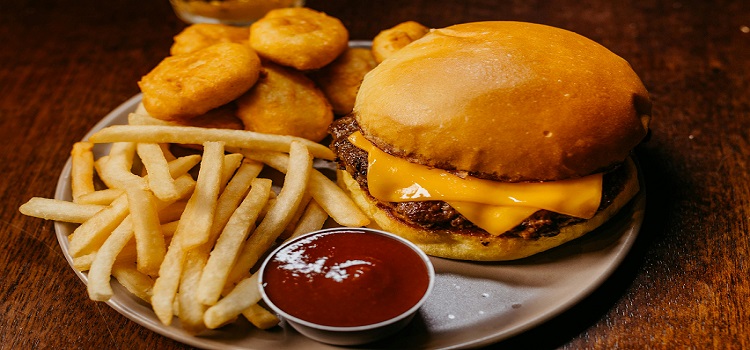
[261, 230, 430, 327]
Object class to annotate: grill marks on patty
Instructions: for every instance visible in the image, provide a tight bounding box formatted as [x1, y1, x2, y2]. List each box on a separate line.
[329, 115, 627, 240]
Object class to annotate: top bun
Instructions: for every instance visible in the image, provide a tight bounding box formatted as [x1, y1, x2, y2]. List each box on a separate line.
[354, 21, 651, 182]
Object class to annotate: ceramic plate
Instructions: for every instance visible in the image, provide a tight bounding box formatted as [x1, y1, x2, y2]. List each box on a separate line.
[54, 93, 644, 349]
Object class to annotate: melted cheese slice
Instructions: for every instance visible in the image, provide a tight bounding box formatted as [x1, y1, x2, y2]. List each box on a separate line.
[348, 131, 604, 235]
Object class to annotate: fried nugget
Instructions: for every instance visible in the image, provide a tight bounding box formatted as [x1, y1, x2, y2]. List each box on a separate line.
[236, 63, 333, 142]
[170, 23, 250, 56]
[135, 102, 244, 130]
[180, 103, 244, 130]
[310, 47, 377, 115]
[139, 42, 261, 121]
[249, 7, 349, 70]
[372, 21, 430, 63]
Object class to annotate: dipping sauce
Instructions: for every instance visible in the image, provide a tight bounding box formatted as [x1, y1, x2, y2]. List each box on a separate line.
[261, 229, 431, 327]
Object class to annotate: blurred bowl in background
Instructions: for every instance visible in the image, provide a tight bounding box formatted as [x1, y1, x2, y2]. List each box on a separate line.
[169, 0, 305, 26]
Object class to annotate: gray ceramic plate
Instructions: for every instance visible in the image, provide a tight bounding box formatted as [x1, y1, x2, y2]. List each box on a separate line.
[55, 92, 644, 349]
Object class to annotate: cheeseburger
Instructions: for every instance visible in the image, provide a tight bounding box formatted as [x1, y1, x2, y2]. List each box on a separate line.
[329, 21, 651, 261]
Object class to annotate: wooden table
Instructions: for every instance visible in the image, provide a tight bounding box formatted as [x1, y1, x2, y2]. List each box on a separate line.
[2, 0, 748, 348]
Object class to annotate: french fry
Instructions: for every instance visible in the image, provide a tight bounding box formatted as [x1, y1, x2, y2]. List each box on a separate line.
[257, 197, 276, 222]
[241, 149, 371, 227]
[72, 253, 96, 271]
[174, 154, 255, 333]
[87, 174, 196, 300]
[134, 102, 148, 115]
[303, 169, 371, 224]
[151, 142, 224, 326]
[242, 304, 280, 330]
[279, 193, 312, 241]
[160, 154, 202, 178]
[160, 143, 177, 162]
[125, 113, 176, 162]
[19, 198, 105, 223]
[160, 220, 179, 237]
[289, 199, 329, 239]
[128, 112, 173, 126]
[94, 156, 112, 188]
[158, 200, 188, 223]
[127, 113, 197, 170]
[124, 182, 166, 276]
[75, 188, 125, 205]
[220, 153, 244, 194]
[68, 194, 130, 257]
[87, 124, 335, 160]
[150, 159, 260, 325]
[178, 141, 225, 249]
[208, 160, 264, 245]
[99, 142, 147, 190]
[204, 274, 262, 329]
[226, 142, 311, 285]
[198, 178, 272, 305]
[112, 264, 155, 303]
[74, 230, 168, 271]
[68, 155, 200, 257]
[128, 112, 177, 163]
[87, 216, 135, 301]
[70, 142, 96, 202]
[73, 243, 136, 272]
[137, 143, 180, 201]
[178, 250, 209, 334]
[151, 236, 186, 326]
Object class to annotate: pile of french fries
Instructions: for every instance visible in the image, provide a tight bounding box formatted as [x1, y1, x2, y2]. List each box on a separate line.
[19, 111, 370, 334]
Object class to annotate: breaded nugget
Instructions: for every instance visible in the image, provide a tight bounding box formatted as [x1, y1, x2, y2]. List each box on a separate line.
[178, 104, 246, 152]
[372, 21, 430, 63]
[135, 101, 244, 130]
[139, 42, 261, 121]
[170, 23, 250, 56]
[249, 7, 349, 70]
[236, 63, 333, 142]
[310, 47, 377, 115]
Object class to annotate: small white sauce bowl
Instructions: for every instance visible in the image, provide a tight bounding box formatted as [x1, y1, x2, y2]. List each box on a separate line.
[257, 227, 435, 346]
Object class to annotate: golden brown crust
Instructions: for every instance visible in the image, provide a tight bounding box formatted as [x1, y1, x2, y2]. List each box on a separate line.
[133, 102, 243, 130]
[354, 21, 651, 182]
[170, 23, 250, 56]
[371, 21, 430, 63]
[139, 42, 261, 121]
[236, 63, 333, 142]
[249, 7, 349, 70]
[338, 158, 640, 261]
[310, 47, 378, 115]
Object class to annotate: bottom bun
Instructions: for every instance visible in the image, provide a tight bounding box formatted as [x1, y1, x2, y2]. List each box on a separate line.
[338, 158, 641, 261]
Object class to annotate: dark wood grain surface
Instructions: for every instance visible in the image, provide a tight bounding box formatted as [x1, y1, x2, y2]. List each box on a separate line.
[2, 0, 749, 348]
